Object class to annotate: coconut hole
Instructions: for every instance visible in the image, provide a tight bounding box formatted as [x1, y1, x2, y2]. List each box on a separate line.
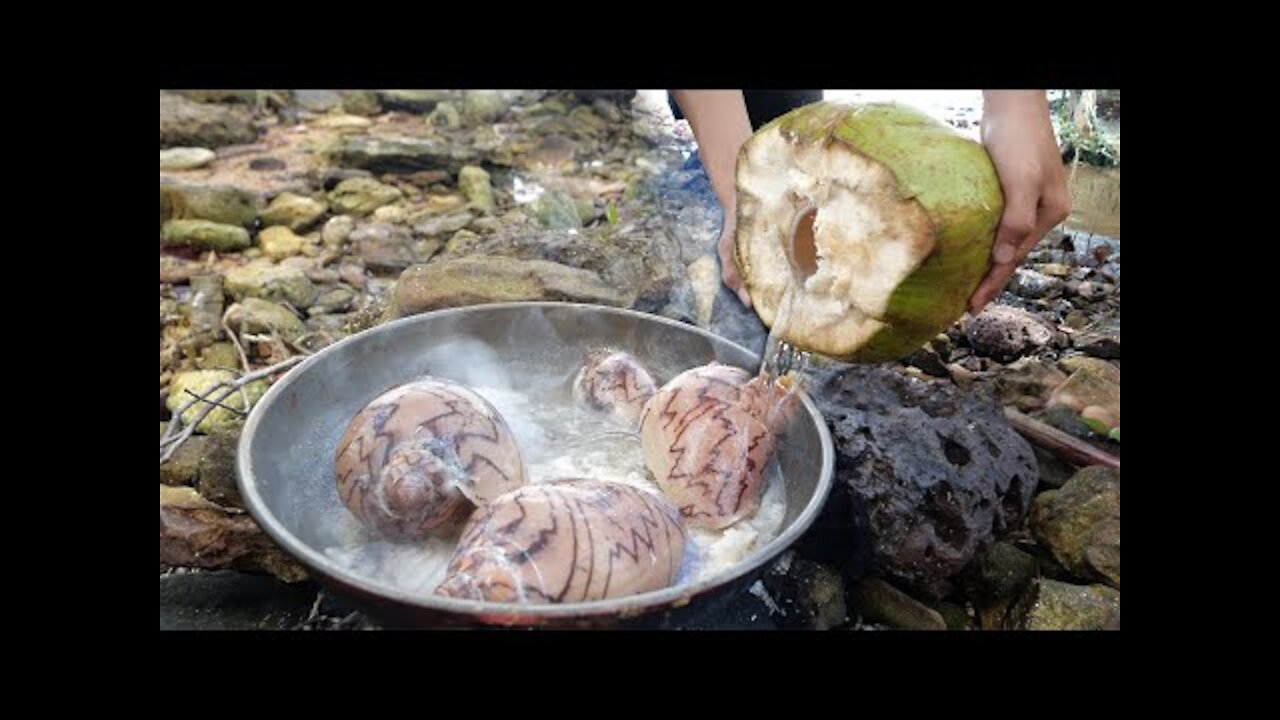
[790, 209, 820, 280]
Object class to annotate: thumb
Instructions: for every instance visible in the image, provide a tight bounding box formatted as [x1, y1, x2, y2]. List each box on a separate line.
[993, 186, 1038, 265]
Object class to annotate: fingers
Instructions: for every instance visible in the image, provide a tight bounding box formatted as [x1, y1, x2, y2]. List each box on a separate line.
[968, 180, 1073, 314]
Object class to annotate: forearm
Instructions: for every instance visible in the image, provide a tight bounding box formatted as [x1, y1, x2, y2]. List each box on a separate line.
[981, 91, 1051, 138]
[670, 90, 754, 215]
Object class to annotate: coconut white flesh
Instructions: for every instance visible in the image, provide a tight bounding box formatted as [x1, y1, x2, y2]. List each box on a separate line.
[736, 125, 935, 356]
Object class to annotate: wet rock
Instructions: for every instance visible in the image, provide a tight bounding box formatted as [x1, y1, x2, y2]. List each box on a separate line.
[710, 284, 768, 358]
[376, 90, 451, 113]
[159, 423, 207, 486]
[852, 578, 946, 630]
[1006, 579, 1119, 630]
[161, 220, 251, 252]
[159, 570, 316, 631]
[389, 255, 629, 318]
[257, 226, 311, 261]
[412, 210, 473, 237]
[528, 189, 582, 229]
[340, 90, 381, 116]
[160, 92, 258, 148]
[1008, 268, 1063, 299]
[525, 134, 577, 170]
[161, 183, 258, 227]
[160, 486, 307, 583]
[196, 423, 244, 508]
[321, 214, 356, 248]
[350, 222, 416, 273]
[160, 147, 216, 170]
[226, 297, 307, 342]
[990, 356, 1069, 412]
[760, 555, 848, 630]
[446, 224, 687, 315]
[293, 89, 342, 112]
[160, 254, 204, 284]
[331, 133, 478, 174]
[965, 305, 1057, 362]
[1029, 466, 1120, 588]
[427, 101, 461, 128]
[817, 365, 1039, 596]
[687, 254, 719, 328]
[165, 370, 267, 433]
[260, 192, 328, 231]
[1035, 262, 1072, 278]
[964, 541, 1039, 604]
[224, 262, 317, 308]
[457, 165, 496, 213]
[461, 90, 509, 124]
[197, 342, 240, 371]
[1048, 359, 1120, 430]
[327, 177, 404, 217]
[1072, 280, 1110, 301]
[1074, 317, 1120, 359]
[371, 203, 408, 224]
[249, 157, 287, 172]
[930, 601, 973, 630]
[308, 285, 357, 316]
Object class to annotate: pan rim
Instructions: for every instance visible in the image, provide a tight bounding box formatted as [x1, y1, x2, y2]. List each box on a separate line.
[236, 301, 835, 622]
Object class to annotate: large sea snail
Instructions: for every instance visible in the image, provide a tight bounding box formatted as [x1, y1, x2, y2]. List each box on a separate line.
[572, 349, 658, 430]
[436, 479, 687, 603]
[334, 377, 527, 542]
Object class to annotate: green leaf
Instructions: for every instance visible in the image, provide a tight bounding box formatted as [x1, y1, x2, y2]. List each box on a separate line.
[1108, 427, 1120, 443]
[1081, 416, 1110, 435]
[605, 202, 619, 225]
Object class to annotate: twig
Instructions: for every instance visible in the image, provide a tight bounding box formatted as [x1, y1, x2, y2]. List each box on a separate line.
[222, 304, 252, 410]
[1004, 407, 1120, 470]
[160, 355, 307, 464]
[184, 388, 246, 416]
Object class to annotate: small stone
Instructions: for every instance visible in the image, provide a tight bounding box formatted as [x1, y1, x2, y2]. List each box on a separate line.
[340, 90, 381, 116]
[1048, 359, 1120, 429]
[308, 285, 357, 315]
[528, 189, 581, 229]
[965, 305, 1057, 362]
[1035, 262, 1072, 278]
[1074, 317, 1120, 359]
[350, 223, 416, 273]
[224, 262, 317, 308]
[160, 147, 216, 170]
[312, 114, 372, 132]
[327, 177, 404, 216]
[427, 101, 461, 128]
[443, 229, 480, 255]
[195, 423, 244, 508]
[371, 204, 408, 224]
[249, 157, 287, 172]
[160, 183, 258, 227]
[412, 210, 473, 237]
[457, 165, 496, 213]
[461, 90, 508, 124]
[321, 215, 356, 248]
[197, 342, 241, 371]
[165, 370, 267, 434]
[161, 220, 251, 252]
[159, 426, 207, 487]
[257, 225, 309, 261]
[226, 297, 307, 342]
[852, 578, 946, 630]
[991, 356, 1069, 412]
[1029, 466, 1121, 588]
[1007, 579, 1119, 630]
[260, 192, 328, 231]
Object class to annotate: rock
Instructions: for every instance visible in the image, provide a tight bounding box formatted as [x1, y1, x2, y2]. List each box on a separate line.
[457, 165, 496, 213]
[308, 285, 357, 316]
[427, 102, 461, 129]
[1008, 268, 1063, 299]
[350, 222, 416, 273]
[338, 263, 367, 289]
[340, 90, 381, 116]
[321, 215, 356, 248]
[1074, 317, 1120, 359]
[964, 541, 1039, 605]
[443, 229, 481, 255]
[293, 89, 342, 112]
[409, 193, 470, 220]
[760, 555, 848, 630]
[710, 283, 768, 358]
[160, 92, 258, 148]
[686, 254, 719, 328]
[257, 225, 310, 261]
[1035, 262, 1072, 278]
[376, 90, 451, 113]
[165, 370, 267, 433]
[224, 262, 317, 308]
[197, 424, 244, 508]
[159, 570, 316, 631]
[1029, 466, 1120, 588]
[991, 357, 1069, 412]
[197, 342, 240, 371]
[330, 133, 478, 174]
[852, 578, 946, 630]
[226, 297, 307, 342]
[905, 346, 949, 378]
[312, 114, 373, 132]
[160, 183, 258, 227]
[965, 305, 1057, 362]
[159, 254, 204, 284]
[528, 189, 581, 229]
[1073, 280, 1111, 300]
[248, 157, 287, 172]
[160, 147, 216, 170]
[389, 255, 629, 318]
[1048, 360, 1120, 429]
[1007, 579, 1119, 630]
[817, 365, 1039, 596]
[327, 177, 404, 216]
[371, 204, 408, 224]
[160, 486, 307, 583]
[461, 90, 509, 124]
[526, 134, 577, 169]
[445, 224, 687, 315]
[260, 192, 328, 231]
[159, 425, 207, 486]
[412, 210, 474, 237]
[160, 220, 251, 252]
[930, 601, 973, 630]
[175, 89, 259, 104]
[413, 238, 444, 261]
[1034, 406, 1100, 441]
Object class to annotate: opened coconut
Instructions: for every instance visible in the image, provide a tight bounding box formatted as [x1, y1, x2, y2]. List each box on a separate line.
[735, 101, 1004, 361]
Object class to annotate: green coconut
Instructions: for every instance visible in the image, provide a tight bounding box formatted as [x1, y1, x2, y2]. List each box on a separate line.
[735, 101, 1004, 362]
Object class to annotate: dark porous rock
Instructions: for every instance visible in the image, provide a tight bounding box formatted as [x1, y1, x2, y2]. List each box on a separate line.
[817, 365, 1039, 597]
